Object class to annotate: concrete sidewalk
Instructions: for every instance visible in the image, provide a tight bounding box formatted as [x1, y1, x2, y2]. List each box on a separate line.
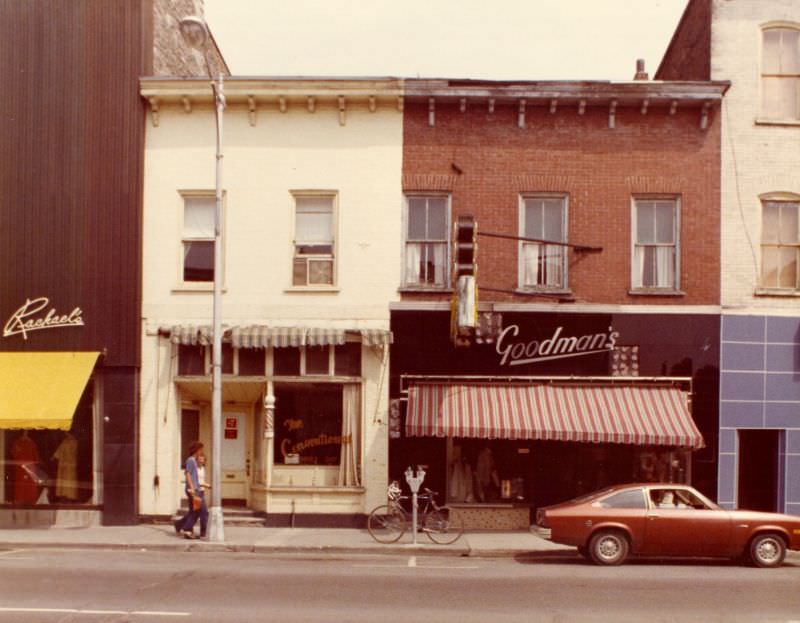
[0, 523, 570, 557]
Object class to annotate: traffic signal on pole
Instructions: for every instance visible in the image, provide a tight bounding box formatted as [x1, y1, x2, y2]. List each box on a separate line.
[455, 216, 477, 277]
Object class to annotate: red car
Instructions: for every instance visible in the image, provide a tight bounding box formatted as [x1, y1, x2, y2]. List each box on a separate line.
[535, 483, 800, 567]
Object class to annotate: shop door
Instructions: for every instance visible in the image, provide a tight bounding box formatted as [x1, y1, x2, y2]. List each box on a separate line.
[738, 430, 779, 512]
[221, 410, 250, 505]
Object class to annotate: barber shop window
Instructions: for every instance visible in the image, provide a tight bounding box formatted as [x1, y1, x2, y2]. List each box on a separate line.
[273, 344, 361, 377]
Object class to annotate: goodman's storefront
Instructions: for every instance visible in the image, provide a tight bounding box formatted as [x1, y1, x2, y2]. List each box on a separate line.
[389, 309, 719, 529]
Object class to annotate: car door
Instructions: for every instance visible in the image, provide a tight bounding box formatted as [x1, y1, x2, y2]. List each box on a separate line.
[642, 488, 733, 557]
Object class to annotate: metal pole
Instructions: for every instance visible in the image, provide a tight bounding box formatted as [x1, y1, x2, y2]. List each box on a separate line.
[208, 71, 225, 543]
[411, 491, 418, 545]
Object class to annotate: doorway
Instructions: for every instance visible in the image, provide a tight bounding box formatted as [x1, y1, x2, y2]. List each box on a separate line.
[737, 429, 780, 512]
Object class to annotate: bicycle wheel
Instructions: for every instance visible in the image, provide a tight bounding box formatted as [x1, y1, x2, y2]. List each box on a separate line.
[367, 504, 406, 543]
[422, 507, 464, 544]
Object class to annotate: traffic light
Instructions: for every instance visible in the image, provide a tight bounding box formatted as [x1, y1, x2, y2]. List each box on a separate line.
[455, 215, 477, 277]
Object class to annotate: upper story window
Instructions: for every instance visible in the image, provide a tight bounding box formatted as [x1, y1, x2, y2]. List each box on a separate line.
[182, 194, 216, 283]
[761, 26, 800, 121]
[761, 197, 799, 290]
[632, 198, 679, 291]
[293, 193, 335, 287]
[519, 195, 568, 290]
[403, 195, 450, 288]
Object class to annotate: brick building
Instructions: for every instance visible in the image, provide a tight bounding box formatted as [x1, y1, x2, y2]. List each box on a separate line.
[659, 0, 800, 516]
[390, 76, 728, 527]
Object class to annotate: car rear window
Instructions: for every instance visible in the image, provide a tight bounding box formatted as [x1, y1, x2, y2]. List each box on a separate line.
[597, 489, 647, 509]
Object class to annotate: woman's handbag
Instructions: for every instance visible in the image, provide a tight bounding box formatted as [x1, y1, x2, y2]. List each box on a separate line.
[192, 495, 202, 511]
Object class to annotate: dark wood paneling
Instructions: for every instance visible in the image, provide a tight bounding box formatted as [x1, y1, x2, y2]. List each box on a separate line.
[0, 0, 153, 366]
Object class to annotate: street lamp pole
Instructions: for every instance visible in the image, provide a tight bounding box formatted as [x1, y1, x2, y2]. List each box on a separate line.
[179, 16, 225, 543]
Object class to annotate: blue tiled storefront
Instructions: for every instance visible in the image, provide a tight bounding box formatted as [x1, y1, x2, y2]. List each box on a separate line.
[719, 315, 800, 515]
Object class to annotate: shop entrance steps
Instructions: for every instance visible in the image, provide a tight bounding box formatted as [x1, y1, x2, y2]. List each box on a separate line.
[169, 505, 267, 527]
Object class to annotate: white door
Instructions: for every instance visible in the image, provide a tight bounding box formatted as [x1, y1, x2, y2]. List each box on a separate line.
[221, 410, 249, 502]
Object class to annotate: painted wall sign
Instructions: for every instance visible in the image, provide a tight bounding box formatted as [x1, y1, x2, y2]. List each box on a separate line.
[496, 324, 619, 366]
[3, 297, 84, 340]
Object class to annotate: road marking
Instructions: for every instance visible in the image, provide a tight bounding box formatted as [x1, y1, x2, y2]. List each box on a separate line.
[0, 607, 190, 617]
[408, 555, 417, 567]
[352, 563, 480, 570]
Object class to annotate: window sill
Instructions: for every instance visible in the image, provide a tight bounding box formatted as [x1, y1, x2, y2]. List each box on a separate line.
[514, 287, 573, 297]
[267, 485, 366, 494]
[284, 285, 340, 294]
[628, 289, 685, 297]
[398, 285, 453, 293]
[755, 117, 800, 127]
[171, 283, 228, 293]
[754, 287, 800, 297]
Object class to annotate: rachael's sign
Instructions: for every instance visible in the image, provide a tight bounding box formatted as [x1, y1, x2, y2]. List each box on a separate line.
[496, 324, 619, 366]
[3, 297, 84, 340]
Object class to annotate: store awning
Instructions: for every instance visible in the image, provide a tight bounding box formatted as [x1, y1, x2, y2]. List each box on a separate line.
[405, 383, 704, 449]
[0, 352, 100, 430]
[163, 324, 392, 348]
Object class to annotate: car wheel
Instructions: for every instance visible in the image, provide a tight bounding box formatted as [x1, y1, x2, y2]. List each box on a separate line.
[748, 533, 786, 568]
[589, 530, 629, 566]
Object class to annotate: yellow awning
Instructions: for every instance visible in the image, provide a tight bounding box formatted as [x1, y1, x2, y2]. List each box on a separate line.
[0, 352, 100, 430]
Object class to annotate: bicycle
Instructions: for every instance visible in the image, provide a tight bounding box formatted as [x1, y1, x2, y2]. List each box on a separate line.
[367, 480, 464, 545]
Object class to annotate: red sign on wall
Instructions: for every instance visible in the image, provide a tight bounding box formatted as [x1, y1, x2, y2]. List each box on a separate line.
[225, 418, 237, 429]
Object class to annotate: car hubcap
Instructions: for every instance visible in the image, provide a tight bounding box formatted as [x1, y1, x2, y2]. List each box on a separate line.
[757, 538, 779, 562]
[599, 537, 619, 560]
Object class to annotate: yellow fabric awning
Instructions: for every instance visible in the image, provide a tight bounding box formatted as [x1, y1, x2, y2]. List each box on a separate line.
[0, 352, 100, 430]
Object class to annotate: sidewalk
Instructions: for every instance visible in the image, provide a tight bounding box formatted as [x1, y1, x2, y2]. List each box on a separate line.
[0, 523, 570, 558]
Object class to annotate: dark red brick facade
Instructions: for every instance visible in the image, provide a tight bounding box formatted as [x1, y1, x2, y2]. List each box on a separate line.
[402, 89, 722, 306]
[656, 0, 712, 81]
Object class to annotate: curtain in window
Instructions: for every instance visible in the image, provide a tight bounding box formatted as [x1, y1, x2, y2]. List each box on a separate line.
[633, 246, 645, 288]
[655, 247, 675, 288]
[405, 243, 421, 284]
[432, 244, 446, 285]
[338, 384, 361, 487]
[524, 243, 562, 287]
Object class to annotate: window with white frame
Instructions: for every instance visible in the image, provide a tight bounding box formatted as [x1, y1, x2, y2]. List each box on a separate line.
[761, 26, 800, 121]
[182, 195, 216, 282]
[632, 199, 679, 290]
[403, 195, 449, 287]
[293, 194, 335, 286]
[520, 195, 567, 289]
[761, 199, 800, 290]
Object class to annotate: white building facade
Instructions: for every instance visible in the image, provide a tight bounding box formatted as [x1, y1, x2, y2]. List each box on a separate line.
[660, 0, 800, 515]
[138, 78, 403, 523]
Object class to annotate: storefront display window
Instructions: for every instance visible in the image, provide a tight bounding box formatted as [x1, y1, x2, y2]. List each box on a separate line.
[1, 383, 95, 506]
[274, 384, 344, 465]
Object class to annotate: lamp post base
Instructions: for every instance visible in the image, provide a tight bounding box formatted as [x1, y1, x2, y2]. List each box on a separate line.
[208, 505, 225, 542]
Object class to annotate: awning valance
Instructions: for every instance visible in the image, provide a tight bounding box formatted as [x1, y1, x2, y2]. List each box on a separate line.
[163, 325, 392, 348]
[406, 383, 704, 449]
[0, 352, 100, 430]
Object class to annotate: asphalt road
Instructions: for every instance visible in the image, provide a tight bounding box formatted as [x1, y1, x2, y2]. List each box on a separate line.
[0, 548, 798, 622]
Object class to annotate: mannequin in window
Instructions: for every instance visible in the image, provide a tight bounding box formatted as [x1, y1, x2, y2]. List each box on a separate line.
[52, 431, 79, 501]
[475, 446, 500, 502]
[11, 430, 41, 504]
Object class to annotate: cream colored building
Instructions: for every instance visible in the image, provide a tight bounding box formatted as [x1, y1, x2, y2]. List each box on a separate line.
[138, 78, 403, 522]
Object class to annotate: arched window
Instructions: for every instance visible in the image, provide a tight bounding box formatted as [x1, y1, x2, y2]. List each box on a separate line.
[761, 26, 800, 121]
[760, 192, 800, 290]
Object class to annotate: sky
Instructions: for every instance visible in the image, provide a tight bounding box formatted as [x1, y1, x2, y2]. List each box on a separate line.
[203, 0, 689, 82]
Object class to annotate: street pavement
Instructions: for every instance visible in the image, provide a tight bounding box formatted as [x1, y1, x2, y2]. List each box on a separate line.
[0, 523, 798, 563]
[0, 523, 571, 557]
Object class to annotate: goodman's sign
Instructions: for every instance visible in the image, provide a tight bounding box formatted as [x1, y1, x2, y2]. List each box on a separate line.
[496, 324, 619, 366]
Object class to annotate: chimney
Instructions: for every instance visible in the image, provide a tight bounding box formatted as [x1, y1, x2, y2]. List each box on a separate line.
[634, 59, 649, 80]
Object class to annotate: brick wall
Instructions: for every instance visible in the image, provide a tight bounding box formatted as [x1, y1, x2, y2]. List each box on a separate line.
[402, 97, 721, 306]
[656, 0, 711, 80]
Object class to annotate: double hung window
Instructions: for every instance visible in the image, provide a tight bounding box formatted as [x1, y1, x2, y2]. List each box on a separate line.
[761, 26, 800, 121]
[761, 199, 800, 290]
[403, 195, 449, 288]
[182, 195, 216, 282]
[632, 199, 679, 291]
[520, 196, 567, 289]
[293, 194, 335, 286]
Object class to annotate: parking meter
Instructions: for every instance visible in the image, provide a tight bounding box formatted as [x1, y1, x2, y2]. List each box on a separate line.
[404, 466, 426, 544]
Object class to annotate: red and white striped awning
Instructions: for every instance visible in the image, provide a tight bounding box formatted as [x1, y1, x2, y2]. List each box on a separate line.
[405, 383, 704, 449]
